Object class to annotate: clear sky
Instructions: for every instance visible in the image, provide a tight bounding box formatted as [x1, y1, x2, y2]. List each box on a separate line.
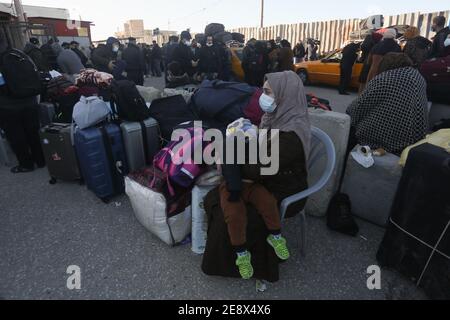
[23, 0, 450, 41]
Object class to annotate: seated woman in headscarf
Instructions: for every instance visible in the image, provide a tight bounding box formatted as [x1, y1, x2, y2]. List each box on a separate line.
[219, 70, 311, 280]
[346, 53, 428, 156]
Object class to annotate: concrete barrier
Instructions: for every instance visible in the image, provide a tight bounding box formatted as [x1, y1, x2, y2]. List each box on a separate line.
[306, 109, 351, 217]
[341, 151, 403, 227]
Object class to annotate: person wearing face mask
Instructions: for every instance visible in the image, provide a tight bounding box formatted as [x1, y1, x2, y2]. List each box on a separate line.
[91, 37, 120, 74]
[429, 16, 450, 58]
[171, 31, 197, 77]
[197, 36, 221, 81]
[217, 70, 311, 280]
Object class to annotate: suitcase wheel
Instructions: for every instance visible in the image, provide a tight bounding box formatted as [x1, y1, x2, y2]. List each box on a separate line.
[49, 177, 57, 185]
[101, 197, 110, 204]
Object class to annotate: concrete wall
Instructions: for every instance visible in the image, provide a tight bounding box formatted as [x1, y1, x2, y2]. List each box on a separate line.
[231, 10, 450, 54]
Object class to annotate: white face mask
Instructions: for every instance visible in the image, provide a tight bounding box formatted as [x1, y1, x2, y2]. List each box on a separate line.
[445, 38, 450, 47]
[183, 40, 191, 46]
[112, 46, 119, 53]
[206, 42, 213, 47]
[259, 93, 277, 113]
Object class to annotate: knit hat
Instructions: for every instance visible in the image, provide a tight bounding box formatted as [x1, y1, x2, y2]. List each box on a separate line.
[106, 37, 119, 46]
[180, 31, 192, 40]
[383, 29, 397, 39]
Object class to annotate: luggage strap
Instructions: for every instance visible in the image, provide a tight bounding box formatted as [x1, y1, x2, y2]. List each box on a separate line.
[139, 121, 150, 165]
[100, 126, 120, 195]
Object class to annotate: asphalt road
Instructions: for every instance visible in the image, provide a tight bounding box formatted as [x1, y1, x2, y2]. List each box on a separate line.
[0, 75, 435, 300]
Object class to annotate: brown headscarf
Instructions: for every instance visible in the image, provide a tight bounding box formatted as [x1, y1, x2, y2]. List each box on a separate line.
[261, 71, 311, 157]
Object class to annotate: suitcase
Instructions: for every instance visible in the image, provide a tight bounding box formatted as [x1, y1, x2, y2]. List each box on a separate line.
[39, 102, 56, 127]
[377, 143, 450, 300]
[120, 118, 160, 173]
[39, 123, 81, 183]
[74, 123, 128, 202]
[0, 130, 16, 167]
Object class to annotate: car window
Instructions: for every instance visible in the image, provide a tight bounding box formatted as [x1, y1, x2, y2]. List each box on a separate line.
[327, 51, 342, 62]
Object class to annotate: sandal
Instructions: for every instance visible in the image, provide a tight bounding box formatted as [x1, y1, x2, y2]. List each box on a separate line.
[11, 166, 34, 174]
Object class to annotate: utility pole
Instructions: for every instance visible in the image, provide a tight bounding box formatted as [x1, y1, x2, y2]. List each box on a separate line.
[260, 0, 264, 28]
[13, 0, 27, 48]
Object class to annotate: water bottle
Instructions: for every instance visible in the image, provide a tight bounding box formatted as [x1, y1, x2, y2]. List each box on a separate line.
[0, 72, 5, 86]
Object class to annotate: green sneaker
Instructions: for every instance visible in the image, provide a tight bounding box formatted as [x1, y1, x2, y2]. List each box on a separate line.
[235, 251, 254, 280]
[267, 235, 290, 260]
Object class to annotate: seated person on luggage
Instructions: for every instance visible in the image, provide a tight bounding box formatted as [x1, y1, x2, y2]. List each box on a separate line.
[346, 53, 428, 156]
[220, 70, 311, 280]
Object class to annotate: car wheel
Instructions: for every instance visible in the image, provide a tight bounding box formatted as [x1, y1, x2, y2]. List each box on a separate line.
[297, 69, 309, 85]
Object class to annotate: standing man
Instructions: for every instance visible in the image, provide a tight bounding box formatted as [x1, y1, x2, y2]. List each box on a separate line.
[151, 41, 163, 78]
[40, 38, 58, 70]
[23, 38, 49, 73]
[70, 41, 88, 67]
[172, 31, 196, 77]
[0, 48, 46, 174]
[122, 37, 145, 86]
[197, 36, 221, 81]
[91, 37, 120, 73]
[339, 42, 360, 95]
[429, 16, 450, 58]
[293, 41, 306, 64]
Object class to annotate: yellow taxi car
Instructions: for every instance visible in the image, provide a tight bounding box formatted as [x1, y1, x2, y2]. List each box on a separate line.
[230, 47, 245, 82]
[294, 49, 364, 88]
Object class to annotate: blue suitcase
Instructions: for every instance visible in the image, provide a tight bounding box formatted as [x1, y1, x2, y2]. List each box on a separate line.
[74, 123, 128, 202]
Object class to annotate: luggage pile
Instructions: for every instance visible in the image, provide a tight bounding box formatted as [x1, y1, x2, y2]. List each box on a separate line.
[37, 70, 267, 247]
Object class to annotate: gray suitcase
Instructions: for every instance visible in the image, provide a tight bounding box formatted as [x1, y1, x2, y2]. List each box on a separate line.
[39, 102, 56, 128]
[0, 130, 16, 167]
[40, 123, 81, 184]
[120, 118, 160, 172]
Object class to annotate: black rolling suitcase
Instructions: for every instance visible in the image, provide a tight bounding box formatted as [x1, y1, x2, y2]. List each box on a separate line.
[40, 123, 81, 184]
[377, 143, 450, 300]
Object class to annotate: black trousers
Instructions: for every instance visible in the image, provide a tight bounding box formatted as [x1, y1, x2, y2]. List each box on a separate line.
[339, 64, 353, 93]
[0, 106, 45, 169]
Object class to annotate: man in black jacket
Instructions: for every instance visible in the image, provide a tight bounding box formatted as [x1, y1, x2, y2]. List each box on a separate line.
[70, 41, 88, 67]
[0, 48, 45, 174]
[171, 31, 196, 77]
[91, 37, 119, 73]
[40, 38, 58, 70]
[23, 38, 49, 73]
[122, 37, 145, 86]
[338, 42, 360, 95]
[429, 16, 450, 58]
[197, 36, 221, 80]
[151, 41, 163, 77]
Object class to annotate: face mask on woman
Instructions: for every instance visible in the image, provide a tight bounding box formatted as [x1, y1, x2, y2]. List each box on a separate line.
[259, 93, 277, 113]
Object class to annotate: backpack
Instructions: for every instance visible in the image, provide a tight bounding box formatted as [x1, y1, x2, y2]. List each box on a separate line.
[72, 96, 111, 130]
[110, 80, 150, 122]
[148, 95, 199, 143]
[0, 49, 42, 98]
[153, 125, 209, 194]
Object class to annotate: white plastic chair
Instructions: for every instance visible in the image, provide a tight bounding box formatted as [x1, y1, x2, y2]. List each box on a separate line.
[280, 127, 337, 257]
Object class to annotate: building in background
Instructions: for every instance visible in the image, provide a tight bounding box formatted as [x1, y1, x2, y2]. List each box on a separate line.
[0, 3, 93, 48]
[115, 19, 176, 45]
